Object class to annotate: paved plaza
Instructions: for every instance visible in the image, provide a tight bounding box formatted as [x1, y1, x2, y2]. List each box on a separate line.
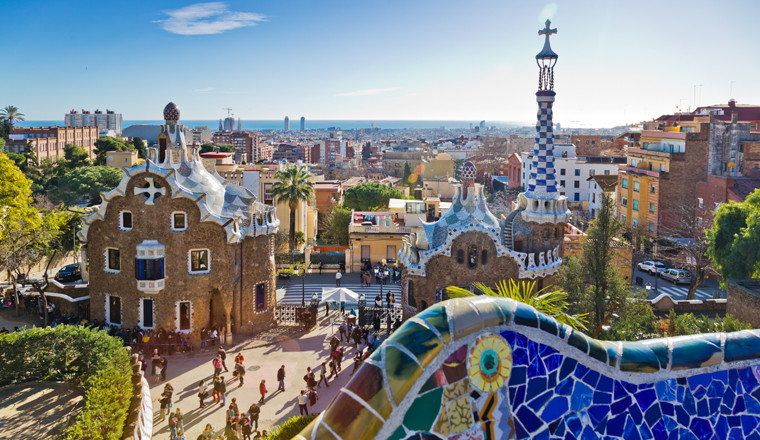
[148, 315, 363, 439]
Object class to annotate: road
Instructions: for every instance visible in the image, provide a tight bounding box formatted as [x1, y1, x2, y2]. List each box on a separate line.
[632, 267, 724, 301]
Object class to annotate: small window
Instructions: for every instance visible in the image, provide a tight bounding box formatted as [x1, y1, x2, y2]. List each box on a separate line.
[574, 169, 581, 176]
[172, 212, 187, 231]
[457, 250, 464, 265]
[361, 245, 371, 263]
[559, 180, 565, 187]
[481, 250, 488, 265]
[468, 245, 478, 268]
[120, 211, 132, 230]
[698, 198, 704, 208]
[622, 179, 628, 189]
[649, 203, 655, 213]
[386, 245, 397, 264]
[574, 193, 580, 201]
[649, 222, 655, 232]
[650, 184, 656, 193]
[633, 181, 640, 192]
[714, 202, 720, 210]
[633, 200, 639, 211]
[189, 249, 210, 274]
[622, 197, 628, 207]
[632, 219, 638, 229]
[660, 164, 666, 172]
[589, 169, 595, 176]
[178, 301, 192, 331]
[560, 169, 566, 176]
[697, 217, 703, 227]
[106, 248, 121, 273]
[255, 284, 266, 311]
[574, 181, 580, 188]
[621, 214, 627, 222]
[562, 151, 568, 158]
[108, 295, 121, 325]
[141, 298, 154, 329]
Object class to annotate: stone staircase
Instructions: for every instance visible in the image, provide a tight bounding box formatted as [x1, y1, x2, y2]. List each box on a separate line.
[501, 208, 524, 249]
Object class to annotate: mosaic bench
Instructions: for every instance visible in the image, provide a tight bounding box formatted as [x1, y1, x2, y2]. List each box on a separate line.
[296, 296, 760, 440]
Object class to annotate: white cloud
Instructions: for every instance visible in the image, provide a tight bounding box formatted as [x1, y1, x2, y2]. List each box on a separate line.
[157, 2, 265, 36]
[194, 87, 214, 93]
[336, 87, 401, 97]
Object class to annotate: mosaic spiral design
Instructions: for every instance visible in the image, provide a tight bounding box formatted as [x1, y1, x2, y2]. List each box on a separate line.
[468, 333, 512, 393]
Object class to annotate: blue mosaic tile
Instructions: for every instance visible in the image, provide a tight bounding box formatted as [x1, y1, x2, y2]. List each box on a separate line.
[541, 396, 569, 423]
[556, 377, 574, 396]
[571, 382, 593, 412]
[516, 406, 543, 433]
[528, 390, 554, 412]
[635, 388, 657, 412]
[559, 358, 577, 382]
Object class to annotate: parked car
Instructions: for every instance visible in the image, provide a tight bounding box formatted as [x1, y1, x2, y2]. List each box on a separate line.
[661, 269, 692, 285]
[55, 263, 81, 283]
[637, 261, 667, 275]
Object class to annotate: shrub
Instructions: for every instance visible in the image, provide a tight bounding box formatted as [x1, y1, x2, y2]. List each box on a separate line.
[310, 252, 345, 265]
[265, 415, 318, 440]
[0, 325, 133, 440]
[656, 312, 752, 337]
[276, 252, 305, 265]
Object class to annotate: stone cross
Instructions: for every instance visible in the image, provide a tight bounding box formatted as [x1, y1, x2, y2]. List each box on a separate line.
[134, 177, 165, 205]
[539, 19, 557, 42]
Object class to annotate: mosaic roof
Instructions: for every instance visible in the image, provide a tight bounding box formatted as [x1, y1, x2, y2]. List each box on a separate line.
[296, 296, 760, 440]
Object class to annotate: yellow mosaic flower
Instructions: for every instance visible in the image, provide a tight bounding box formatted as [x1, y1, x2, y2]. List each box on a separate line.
[468, 333, 512, 393]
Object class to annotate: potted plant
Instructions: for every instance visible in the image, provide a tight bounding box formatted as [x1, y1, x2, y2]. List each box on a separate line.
[278, 266, 295, 280]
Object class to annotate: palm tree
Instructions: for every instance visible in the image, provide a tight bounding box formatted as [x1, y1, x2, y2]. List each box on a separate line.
[271, 165, 315, 251]
[0, 105, 25, 126]
[447, 279, 589, 331]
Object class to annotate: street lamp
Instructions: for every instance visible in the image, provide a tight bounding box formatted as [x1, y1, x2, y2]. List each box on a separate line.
[373, 267, 390, 306]
[300, 265, 310, 306]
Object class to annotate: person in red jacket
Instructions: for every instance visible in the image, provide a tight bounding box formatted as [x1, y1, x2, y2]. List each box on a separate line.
[259, 380, 267, 404]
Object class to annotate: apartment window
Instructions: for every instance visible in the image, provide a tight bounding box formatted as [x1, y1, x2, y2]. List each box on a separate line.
[108, 156, 113, 162]
[562, 151, 568, 158]
[622, 179, 628, 189]
[189, 249, 210, 274]
[574, 169, 581, 176]
[120, 211, 133, 230]
[171, 212, 187, 231]
[632, 219, 638, 229]
[633, 200, 639, 211]
[560, 180, 566, 187]
[660, 164, 666, 172]
[604, 170, 610, 175]
[621, 214, 627, 222]
[264, 183, 273, 202]
[650, 184, 656, 193]
[633, 181, 640, 192]
[255, 283, 266, 311]
[135, 258, 164, 280]
[697, 217, 703, 227]
[574, 193, 580, 201]
[714, 202, 720, 210]
[361, 245, 371, 263]
[592, 193, 596, 203]
[649, 222, 655, 232]
[649, 203, 655, 213]
[106, 248, 121, 273]
[107, 295, 121, 325]
[698, 198, 703, 208]
[386, 245, 397, 263]
[589, 170, 595, 176]
[522, 172, 525, 180]
[560, 169, 566, 176]
[622, 197, 628, 207]
[178, 301, 192, 331]
[574, 181, 580, 188]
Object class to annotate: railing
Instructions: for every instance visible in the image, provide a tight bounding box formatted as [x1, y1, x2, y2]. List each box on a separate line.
[397, 227, 412, 234]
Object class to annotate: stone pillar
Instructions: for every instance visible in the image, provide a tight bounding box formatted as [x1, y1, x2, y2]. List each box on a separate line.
[345, 248, 352, 274]
[305, 247, 311, 266]
[80, 248, 89, 283]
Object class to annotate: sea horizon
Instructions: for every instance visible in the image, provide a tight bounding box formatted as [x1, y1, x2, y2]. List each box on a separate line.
[16, 119, 530, 131]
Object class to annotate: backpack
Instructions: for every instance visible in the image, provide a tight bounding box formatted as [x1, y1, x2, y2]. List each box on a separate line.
[213, 358, 222, 369]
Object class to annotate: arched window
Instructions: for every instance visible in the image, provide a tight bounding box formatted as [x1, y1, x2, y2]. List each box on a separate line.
[481, 249, 488, 265]
[544, 230, 549, 241]
[554, 227, 559, 239]
[457, 250, 464, 265]
[468, 245, 478, 268]
[408, 281, 416, 308]
[421, 300, 429, 311]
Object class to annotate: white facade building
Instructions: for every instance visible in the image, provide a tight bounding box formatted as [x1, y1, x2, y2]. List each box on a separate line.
[65, 110, 123, 134]
[520, 144, 623, 204]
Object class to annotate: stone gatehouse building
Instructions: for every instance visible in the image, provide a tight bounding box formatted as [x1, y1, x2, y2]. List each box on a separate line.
[78, 103, 279, 343]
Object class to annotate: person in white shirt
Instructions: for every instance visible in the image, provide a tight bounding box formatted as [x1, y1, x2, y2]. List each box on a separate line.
[297, 391, 309, 416]
[335, 271, 342, 287]
[210, 329, 218, 347]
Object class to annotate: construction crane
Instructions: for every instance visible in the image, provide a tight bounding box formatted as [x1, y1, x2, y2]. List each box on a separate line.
[223, 108, 233, 117]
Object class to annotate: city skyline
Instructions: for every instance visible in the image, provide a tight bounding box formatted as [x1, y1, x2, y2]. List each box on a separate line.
[4, 0, 760, 127]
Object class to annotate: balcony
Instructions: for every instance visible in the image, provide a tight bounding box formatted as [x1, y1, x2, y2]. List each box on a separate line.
[620, 166, 660, 178]
[137, 279, 165, 293]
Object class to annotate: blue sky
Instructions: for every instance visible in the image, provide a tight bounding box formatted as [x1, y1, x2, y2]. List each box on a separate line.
[4, 0, 760, 127]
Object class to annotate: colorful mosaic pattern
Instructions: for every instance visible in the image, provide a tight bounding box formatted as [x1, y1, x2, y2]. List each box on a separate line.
[296, 296, 760, 440]
[526, 93, 557, 199]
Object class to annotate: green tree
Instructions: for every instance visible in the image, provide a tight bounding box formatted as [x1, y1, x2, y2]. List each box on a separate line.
[402, 161, 412, 187]
[343, 183, 405, 211]
[320, 205, 351, 245]
[0, 120, 11, 139]
[708, 189, 760, 281]
[92, 136, 135, 166]
[61, 144, 92, 170]
[52, 166, 123, 206]
[200, 143, 215, 153]
[217, 143, 234, 153]
[272, 165, 315, 251]
[0, 105, 25, 126]
[447, 280, 588, 331]
[131, 137, 146, 159]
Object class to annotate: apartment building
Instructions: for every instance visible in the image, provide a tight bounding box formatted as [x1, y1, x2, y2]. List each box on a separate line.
[65, 109, 122, 134]
[5, 126, 99, 160]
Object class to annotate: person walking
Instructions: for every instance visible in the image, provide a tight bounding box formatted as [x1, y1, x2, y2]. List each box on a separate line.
[338, 323, 345, 342]
[328, 357, 337, 378]
[297, 391, 309, 416]
[219, 376, 227, 407]
[336, 348, 344, 372]
[212, 377, 221, 403]
[173, 408, 184, 439]
[160, 356, 168, 382]
[212, 354, 223, 379]
[308, 388, 319, 415]
[317, 261, 323, 275]
[200, 327, 209, 351]
[277, 365, 286, 391]
[168, 410, 179, 440]
[241, 414, 252, 440]
[248, 403, 260, 431]
[317, 362, 330, 388]
[335, 271, 342, 287]
[235, 361, 246, 386]
[351, 352, 362, 376]
[386, 290, 391, 307]
[158, 391, 171, 422]
[198, 380, 208, 408]
[151, 349, 161, 377]
[225, 404, 235, 438]
[259, 380, 267, 404]
[218, 347, 229, 372]
[340, 300, 346, 315]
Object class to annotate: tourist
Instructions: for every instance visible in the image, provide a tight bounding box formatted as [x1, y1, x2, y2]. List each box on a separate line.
[308, 388, 319, 415]
[307, 372, 318, 390]
[351, 352, 362, 376]
[317, 261, 323, 274]
[387, 313, 393, 333]
[338, 323, 346, 342]
[374, 294, 382, 307]
[198, 380, 208, 408]
[297, 390, 309, 416]
[277, 365, 286, 391]
[367, 333, 375, 348]
[336, 348, 344, 371]
[386, 290, 391, 307]
[248, 402, 260, 431]
[318, 362, 329, 388]
[303, 367, 311, 388]
[213, 354, 223, 379]
[235, 360, 246, 386]
[241, 414, 252, 440]
[329, 336, 339, 357]
[335, 271, 342, 287]
[339, 261, 345, 273]
[225, 404, 236, 437]
[234, 352, 244, 365]
[218, 347, 229, 372]
[217, 325, 225, 346]
[151, 349, 161, 377]
[163, 383, 174, 415]
[210, 327, 218, 347]
[168, 410, 179, 439]
[328, 357, 337, 377]
[230, 397, 239, 417]
[259, 380, 267, 404]
[219, 376, 227, 407]
[374, 313, 381, 332]
[340, 300, 346, 315]
[390, 293, 396, 307]
[199, 423, 216, 439]
[173, 408, 184, 438]
[138, 354, 147, 375]
[158, 391, 171, 422]
[167, 331, 175, 355]
[200, 327, 209, 351]
[160, 356, 168, 381]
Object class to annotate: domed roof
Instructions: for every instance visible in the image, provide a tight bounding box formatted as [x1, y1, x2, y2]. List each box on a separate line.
[163, 102, 180, 121]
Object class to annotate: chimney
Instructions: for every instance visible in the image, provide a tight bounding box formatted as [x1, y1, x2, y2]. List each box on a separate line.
[732, 112, 739, 123]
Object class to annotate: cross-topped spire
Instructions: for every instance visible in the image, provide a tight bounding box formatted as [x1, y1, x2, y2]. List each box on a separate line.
[536, 19, 558, 60]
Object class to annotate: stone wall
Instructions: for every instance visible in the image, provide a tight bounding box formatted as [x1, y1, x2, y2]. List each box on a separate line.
[299, 296, 760, 440]
[648, 293, 727, 313]
[727, 278, 760, 328]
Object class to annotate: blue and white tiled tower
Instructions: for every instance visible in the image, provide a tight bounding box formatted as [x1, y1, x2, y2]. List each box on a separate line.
[518, 20, 571, 224]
